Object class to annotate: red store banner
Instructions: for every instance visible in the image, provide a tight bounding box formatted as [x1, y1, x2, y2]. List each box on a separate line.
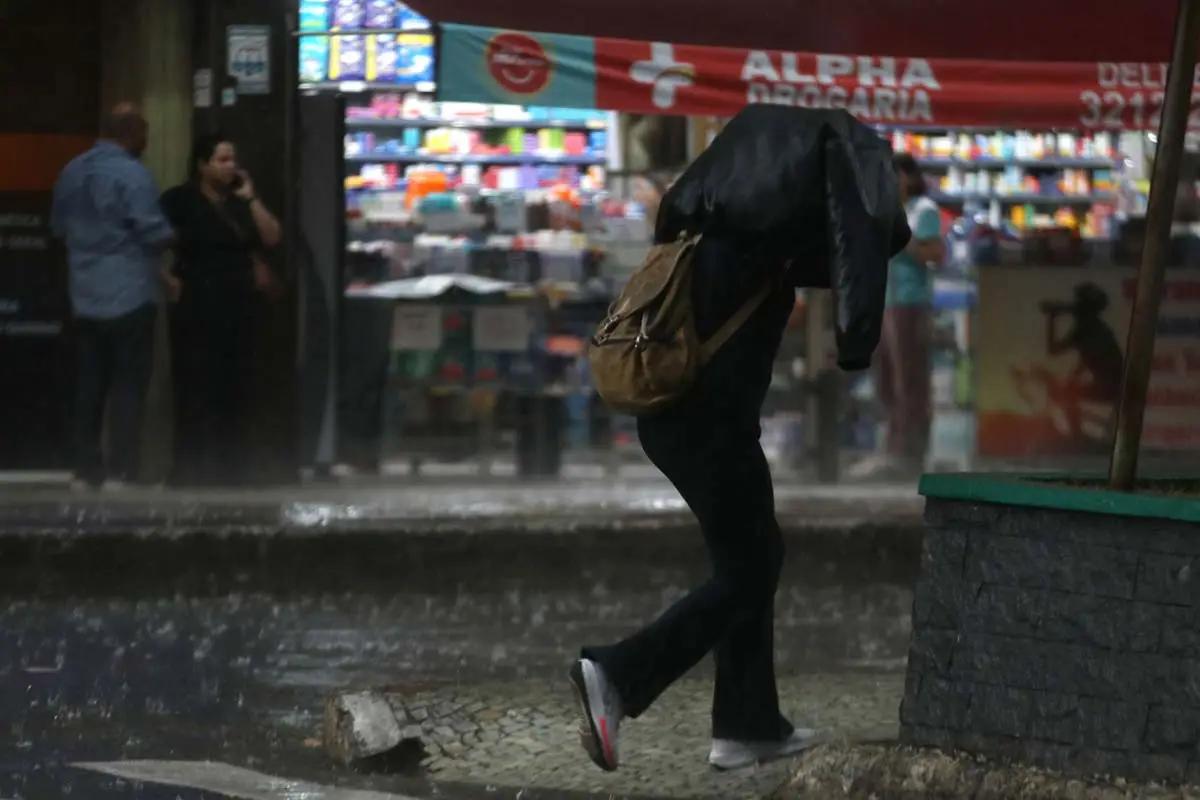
[440, 23, 1200, 130]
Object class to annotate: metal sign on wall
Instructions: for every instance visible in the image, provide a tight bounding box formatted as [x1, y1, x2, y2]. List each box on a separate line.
[226, 24, 271, 95]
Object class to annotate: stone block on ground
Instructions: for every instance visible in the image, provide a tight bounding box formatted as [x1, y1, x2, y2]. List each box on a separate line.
[324, 690, 408, 766]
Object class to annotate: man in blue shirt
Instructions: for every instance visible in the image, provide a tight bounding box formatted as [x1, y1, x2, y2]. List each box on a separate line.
[50, 103, 175, 488]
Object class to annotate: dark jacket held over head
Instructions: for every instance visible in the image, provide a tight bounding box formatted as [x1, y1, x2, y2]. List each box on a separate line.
[656, 105, 912, 372]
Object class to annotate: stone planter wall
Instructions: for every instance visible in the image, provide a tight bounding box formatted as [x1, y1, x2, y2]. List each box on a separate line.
[901, 486, 1200, 783]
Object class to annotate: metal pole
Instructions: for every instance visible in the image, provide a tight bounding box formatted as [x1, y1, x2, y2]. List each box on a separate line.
[1108, 0, 1200, 490]
[283, 7, 297, 284]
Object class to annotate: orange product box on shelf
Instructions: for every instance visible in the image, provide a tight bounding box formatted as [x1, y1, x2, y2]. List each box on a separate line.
[405, 169, 449, 208]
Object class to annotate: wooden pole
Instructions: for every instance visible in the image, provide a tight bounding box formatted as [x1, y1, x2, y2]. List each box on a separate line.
[1108, 0, 1200, 491]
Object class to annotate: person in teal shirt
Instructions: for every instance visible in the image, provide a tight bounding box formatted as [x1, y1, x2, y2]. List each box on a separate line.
[853, 154, 944, 479]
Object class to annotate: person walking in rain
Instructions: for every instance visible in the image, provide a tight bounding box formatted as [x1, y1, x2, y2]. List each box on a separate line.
[568, 107, 910, 773]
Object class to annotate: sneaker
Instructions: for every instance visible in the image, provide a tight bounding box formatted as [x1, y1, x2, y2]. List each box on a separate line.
[102, 480, 129, 493]
[844, 454, 897, 480]
[708, 727, 823, 771]
[568, 659, 623, 772]
[845, 454, 923, 483]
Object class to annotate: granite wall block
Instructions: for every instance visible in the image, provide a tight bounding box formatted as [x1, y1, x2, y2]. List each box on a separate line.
[902, 496, 1200, 784]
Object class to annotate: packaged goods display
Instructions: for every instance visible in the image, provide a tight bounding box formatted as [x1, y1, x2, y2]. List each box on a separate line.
[300, 0, 433, 87]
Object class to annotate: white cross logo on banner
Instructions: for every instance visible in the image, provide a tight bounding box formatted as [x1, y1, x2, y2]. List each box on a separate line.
[630, 43, 694, 109]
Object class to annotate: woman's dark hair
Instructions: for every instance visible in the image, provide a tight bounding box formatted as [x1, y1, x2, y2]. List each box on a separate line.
[189, 133, 231, 177]
[893, 153, 927, 197]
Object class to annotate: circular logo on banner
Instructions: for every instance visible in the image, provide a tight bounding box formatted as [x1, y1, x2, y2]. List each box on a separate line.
[485, 32, 552, 95]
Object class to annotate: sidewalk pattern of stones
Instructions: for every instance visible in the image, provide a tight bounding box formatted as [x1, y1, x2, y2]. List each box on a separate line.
[383, 672, 903, 799]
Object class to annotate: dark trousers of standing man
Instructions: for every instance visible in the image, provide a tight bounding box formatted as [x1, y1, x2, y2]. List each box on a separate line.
[73, 303, 157, 485]
[580, 274, 797, 743]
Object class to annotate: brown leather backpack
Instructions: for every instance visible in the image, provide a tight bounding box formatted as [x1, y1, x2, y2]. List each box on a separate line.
[588, 234, 772, 415]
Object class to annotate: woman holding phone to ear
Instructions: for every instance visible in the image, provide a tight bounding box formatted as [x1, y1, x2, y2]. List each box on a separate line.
[160, 134, 282, 486]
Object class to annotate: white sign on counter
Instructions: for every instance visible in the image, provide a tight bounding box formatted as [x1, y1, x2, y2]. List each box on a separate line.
[391, 305, 443, 351]
[472, 306, 530, 352]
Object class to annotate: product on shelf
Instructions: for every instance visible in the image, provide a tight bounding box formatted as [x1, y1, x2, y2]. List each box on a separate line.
[332, 0, 365, 29]
[330, 35, 366, 81]
[365, 0, 392, 27]
[886, 127, 1129, 239]
[394, 33, 434, 83]
[369, 35, 397, 81]
[345, 96, 608, 129]
[341, 97, 609, 194]
[300, 1, 432, 87]
[395, 1, 430, 29]
[299, 0, 332, 81]
[891, 130, 1117, 162]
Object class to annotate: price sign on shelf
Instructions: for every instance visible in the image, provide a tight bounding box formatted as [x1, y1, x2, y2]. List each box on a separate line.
[473, 306, 531, 352]
[226, 25, 271, 95]
[391, 305, 443, 351]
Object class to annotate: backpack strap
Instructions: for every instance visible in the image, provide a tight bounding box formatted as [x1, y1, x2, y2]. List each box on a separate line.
[697, 278, 776, 364]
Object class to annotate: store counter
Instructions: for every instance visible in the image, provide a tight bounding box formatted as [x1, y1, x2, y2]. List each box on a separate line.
[339, 274, 599, 476]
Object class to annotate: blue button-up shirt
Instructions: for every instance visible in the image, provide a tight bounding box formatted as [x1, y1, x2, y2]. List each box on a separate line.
[50, 141, 174, 319]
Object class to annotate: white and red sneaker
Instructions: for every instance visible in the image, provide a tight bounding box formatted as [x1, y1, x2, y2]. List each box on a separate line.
[568, 659, 623, 771]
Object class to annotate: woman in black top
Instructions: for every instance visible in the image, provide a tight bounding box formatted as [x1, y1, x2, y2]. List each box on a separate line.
[161, 134, 281, 486]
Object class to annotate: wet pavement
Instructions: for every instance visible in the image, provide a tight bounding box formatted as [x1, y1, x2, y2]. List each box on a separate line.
[0, 541, 915, 799]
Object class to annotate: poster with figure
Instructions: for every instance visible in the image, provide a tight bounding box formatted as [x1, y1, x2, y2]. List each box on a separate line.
[976, 266, 1200, 457]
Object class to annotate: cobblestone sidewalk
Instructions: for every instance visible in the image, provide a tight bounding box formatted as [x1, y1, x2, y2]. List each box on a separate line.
[373, 672, 903, 799]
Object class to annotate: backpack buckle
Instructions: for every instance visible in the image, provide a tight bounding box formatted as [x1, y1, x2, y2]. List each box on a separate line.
[634, 312, 651, 350]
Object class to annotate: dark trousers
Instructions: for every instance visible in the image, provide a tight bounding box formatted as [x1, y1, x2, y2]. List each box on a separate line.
[72, 304, 157, 484]
[169, 294, 255, 486]
[875, 304, 932, 466]
[582, 398, 792, 743]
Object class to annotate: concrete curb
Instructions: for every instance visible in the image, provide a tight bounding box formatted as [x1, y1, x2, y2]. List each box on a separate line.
[0, 498, 920, 535]
[0, 487, 924, 594]
[0, 512, 923, 594]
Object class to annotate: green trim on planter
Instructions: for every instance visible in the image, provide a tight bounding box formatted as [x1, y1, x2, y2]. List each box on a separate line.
[918, 472, 1200, 524]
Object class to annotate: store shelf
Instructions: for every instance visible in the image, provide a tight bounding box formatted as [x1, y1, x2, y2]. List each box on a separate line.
[302, 80, 437, 93]
[346, 153, 607, 165]
[349, 185, 596, 196]
[916, 157, 1116, 170]
[297, 26, 434, 36]
[346, 117, 608, 131]
[930, 192, 1115, 204]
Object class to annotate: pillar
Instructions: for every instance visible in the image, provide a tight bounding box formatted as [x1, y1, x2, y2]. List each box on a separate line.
[99, 0, 194, 484]
[0, 0, 103, 471]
